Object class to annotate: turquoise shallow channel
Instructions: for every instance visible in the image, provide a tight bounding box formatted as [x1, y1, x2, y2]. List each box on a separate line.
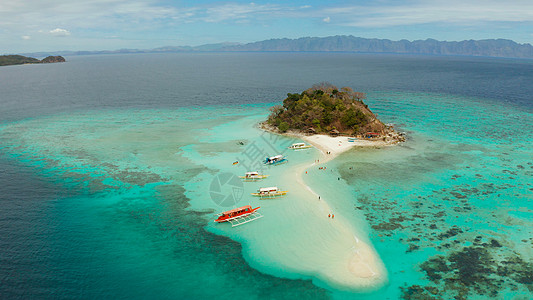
[0, 53, 532, 299]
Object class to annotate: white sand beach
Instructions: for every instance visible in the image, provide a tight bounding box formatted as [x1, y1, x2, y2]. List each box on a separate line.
[288, 158, 386, 289]
[300, 134, 390, 159]
[236, 153, 387, 291]
[260, 122, 402, 160]
[231, 131, 392, 290]
[189, 122, 398, 291]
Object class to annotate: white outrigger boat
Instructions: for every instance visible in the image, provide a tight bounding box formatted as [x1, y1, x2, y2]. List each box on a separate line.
[264, 154, 288, 166]
[251, 186, 288, 198]
[288, 142, 312, 150]
[239, 171, 269, 181]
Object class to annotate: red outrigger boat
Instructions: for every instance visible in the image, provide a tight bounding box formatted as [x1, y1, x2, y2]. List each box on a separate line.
[214, 205, 262, 227]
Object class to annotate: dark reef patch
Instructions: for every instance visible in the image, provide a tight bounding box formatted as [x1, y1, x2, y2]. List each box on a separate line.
[352, 172, 532, 299]
[400, 285, 439, 300]
[372, 221, 405, 231]
[438, 226, 463, 239]
[404, 244, 533, 299]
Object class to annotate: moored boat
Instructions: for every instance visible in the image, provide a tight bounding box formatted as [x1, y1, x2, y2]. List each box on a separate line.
[264, 154, 288, 165]
[251, 186, 288, 198]
[288, 142, 312, 150]
[239, 171, 269, 181]
[214, 205, 262, 227]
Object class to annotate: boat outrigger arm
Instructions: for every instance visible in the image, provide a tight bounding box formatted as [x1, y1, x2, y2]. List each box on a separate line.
[226, 211, 263, 227]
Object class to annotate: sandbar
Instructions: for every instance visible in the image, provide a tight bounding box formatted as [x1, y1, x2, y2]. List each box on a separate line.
[247, 130, 397, 290]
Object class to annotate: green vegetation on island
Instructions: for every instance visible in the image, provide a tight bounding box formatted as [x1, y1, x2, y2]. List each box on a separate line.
[0, 55, 65, 66]
[40, 56, 66, 63]
[266, 83, 389, 136]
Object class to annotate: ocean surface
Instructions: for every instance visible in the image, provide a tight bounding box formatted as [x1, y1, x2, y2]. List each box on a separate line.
[0, 52, 532, 299]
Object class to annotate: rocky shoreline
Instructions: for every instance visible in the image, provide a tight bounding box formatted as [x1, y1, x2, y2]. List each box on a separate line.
[260, 121, 406, 149]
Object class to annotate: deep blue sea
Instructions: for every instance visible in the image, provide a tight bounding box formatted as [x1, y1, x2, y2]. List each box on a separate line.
[0, 52, 531, 299]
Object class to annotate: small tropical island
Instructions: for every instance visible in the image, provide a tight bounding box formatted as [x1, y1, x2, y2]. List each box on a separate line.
[0, 55, 66, 66]
[254, 83, 401, 289]
[262, 83, 404, 155]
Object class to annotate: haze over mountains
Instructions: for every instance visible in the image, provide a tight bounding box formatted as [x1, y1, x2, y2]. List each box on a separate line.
[24, 36, 533, 59]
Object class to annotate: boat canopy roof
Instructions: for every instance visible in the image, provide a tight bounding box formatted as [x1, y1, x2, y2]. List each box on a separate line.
[269, 154, 283, 160]
[259, 187, 278, 192]
[245, 171, 259, 176]
[222, 205, 252, 214]
[292, 143, 305, 146]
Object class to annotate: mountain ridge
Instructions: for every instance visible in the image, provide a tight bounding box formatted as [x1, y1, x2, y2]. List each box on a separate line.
[18, 36, 533, 59]
[220, 36, 533, 58]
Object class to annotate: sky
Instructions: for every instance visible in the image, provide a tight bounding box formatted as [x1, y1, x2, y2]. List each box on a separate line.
[2, 0, 533, 54]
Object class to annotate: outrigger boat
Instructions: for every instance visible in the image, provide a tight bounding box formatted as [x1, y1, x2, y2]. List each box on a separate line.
[251, 186, 288, 198]
[214, 205, 262, 227]
[239, 171, 269, 181]
[288, 142, 312, 150]
[264, 154, 288, 165]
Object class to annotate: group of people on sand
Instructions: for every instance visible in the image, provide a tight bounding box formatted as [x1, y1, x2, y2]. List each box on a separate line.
[328, 214, 335, 219]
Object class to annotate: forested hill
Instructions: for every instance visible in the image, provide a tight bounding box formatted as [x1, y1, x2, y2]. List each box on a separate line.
[0, 55, 65, 66]
[266, 83, 387, 136]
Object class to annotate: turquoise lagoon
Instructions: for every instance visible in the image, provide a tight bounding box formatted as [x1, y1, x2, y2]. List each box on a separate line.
[1, 93, 531, 299]
[0, 53, 532, 299]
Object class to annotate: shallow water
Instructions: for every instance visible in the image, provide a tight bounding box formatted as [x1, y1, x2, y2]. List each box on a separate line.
[0, 107, 332, 299]
[331, 92, 533, 299]
[0, 53, 532, 299]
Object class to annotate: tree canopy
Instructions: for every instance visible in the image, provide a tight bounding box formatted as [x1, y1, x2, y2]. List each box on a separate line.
[266, 83, 385, 135]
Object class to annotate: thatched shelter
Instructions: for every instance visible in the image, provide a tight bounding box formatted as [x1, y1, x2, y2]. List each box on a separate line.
[329, 129, 340, 136]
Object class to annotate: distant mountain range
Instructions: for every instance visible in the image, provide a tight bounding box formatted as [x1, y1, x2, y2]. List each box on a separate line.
[23, 36, 533, 59]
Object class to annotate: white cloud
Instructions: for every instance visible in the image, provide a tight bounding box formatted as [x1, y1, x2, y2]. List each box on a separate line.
[21, 35, 31, 40]
[323, 0, 533, 27]
[49, 28, 71, 36]
[0, 1, 286, 34]
[2, 0, 533, 32]
[1, 0, 532, 53]
[0, 1, 183, 31]
[202, 3, 281, 23]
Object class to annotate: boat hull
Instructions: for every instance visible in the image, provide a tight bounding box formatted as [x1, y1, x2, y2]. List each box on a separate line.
[264, 159, 288, 166]
[251, 191, 288, 198]
[239, 175, 269, 180]
[289, 145, 312, 150]
[215, 207, 261, 223]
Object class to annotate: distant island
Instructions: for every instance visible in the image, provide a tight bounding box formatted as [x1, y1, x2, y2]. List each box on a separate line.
[0, 55, 65, 67]
[263, 83, 404, 144]
[19, 36, 533, 59]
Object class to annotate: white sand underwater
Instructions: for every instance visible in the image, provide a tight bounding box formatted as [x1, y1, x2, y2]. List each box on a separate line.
[186, 121, 392, 291]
